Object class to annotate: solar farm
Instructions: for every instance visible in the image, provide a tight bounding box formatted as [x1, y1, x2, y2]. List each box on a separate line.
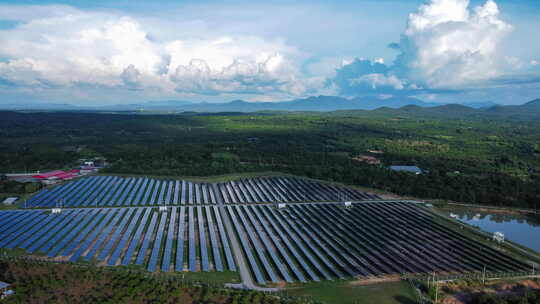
[0, 175, 532, 286]
[25, 176, 380, 208]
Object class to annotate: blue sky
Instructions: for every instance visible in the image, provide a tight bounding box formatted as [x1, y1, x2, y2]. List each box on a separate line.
[0, 0, 539, 105]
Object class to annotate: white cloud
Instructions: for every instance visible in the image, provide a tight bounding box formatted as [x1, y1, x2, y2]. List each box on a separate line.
[0, 5, 316, 101]
[532, 60, 539, 66]
[396, 0, 512, 88]
[350, 73, 404, 90]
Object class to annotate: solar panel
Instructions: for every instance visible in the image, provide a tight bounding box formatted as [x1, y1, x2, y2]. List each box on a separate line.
[218, 184, 230, 204]
[108, 207, 144, 266]
[248, 179, 270, 202]
[197, 206, 209, 271]
[269, 207, 341, 279]
[124, 178, 144, 206]
[109, 178, 131, 206]
[6, 213, 56, 249]
[93, 176, 121, 206]
[79, 176, 109, 206]
[28, 210, 77, 253]
[83, 176, 115, 207]
[101, 178, 125, 206]
[201, 184, 209, 204]
[68, 177, 101, 207]
[61, 209, 108, 256]
[195, 184, 201, 205]
[188, 182, 194, 205]
[149, 180, 162, 205]
[97, 208, 136, 261]
[121, 207, 152, 266]
[226, 206, 264, 284]
[230, 181, 245, 203]
[173, 180, 180, 205]
[48, 209, 100, 257]
[116, 178, 137, 206]
[165, 181, 173, 205]
[288, 205, 367, 276]
[300, 205, 386, 276]
[175, 206, 186, 271]
[156, 180, 168, 205]
[0, 211, 30, 233]
[188, 206, 196, 271]
[20, 211, 70, 249]
[256, 206, 319, 281]
[0, 211, 46, 248]
[148, 210, 168, 272]
[225, 183, 237, 203]
[208, 184, 218, 205]
[212, 206, 235, 271]
[140, 179, 155, 206]
[40, 209, 92, 254]
[25, 188, 49, 207]
[132, 178, 149, 206]
[83, 208, 128, 261]
[205, 206, 222, 271]
[181, 180, 187, 205]
[161, 206, 177, 272]
[235, 205, 280, 283]
[57, 177, 92, 207]
[38, 179, 82, 207]
[246, 205, 300, 282]
[236, 180, 253, 203]
[70, 209, 117, 262]
[135, 211, 158, 266]
[257, 178, 280, 202]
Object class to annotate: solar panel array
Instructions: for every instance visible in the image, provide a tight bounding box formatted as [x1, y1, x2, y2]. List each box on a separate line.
[0, 207, 236, 273]
[225, 202, 530, 284]
[26, 176, 380, 208]
[0, 201, 530, 284]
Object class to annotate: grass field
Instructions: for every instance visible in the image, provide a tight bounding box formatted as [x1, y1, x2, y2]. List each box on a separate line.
[287, 280, 417, 304]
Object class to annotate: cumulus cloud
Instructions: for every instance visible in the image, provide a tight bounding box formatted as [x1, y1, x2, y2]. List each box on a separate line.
[396, 0, 512, 88]
[329, 0, 517, 96]
[0, 5, 316, 102]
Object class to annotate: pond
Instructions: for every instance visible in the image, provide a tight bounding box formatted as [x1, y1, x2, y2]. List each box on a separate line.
[443, 207, 540, 253]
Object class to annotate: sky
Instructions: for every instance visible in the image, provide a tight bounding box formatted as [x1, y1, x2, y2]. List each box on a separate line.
[0, 0, 539, 105]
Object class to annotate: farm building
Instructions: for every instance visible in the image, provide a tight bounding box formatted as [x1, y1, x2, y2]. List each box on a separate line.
[32, 170, 79, 183]
[0, 282, 13, 299]
[389, 165, 423, 174]
[2, 197, 17, 205]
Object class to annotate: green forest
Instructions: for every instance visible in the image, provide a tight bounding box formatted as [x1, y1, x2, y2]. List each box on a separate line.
[1, 110, 539, 209]
[0, 259, 312, 304]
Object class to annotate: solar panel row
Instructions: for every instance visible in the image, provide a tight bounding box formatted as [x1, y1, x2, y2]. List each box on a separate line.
[0, 206, 231, 272]
[27, 176, 380, 208]
[0, 202, 531, 284]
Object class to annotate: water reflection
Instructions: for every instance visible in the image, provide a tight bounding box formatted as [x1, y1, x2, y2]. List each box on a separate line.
[446, 208, 540, 253]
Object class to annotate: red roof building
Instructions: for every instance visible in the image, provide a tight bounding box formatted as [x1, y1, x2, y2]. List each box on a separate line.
[32, 170, 79, 180]
[32, 170, 65, 180]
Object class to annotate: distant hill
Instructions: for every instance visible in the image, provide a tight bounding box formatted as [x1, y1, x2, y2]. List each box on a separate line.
[131, 95, 439, 112]
[2, 96, 540, 120]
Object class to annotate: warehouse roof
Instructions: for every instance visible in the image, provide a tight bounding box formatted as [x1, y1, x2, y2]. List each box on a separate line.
[2, 197, 17, 205]
[389, 165, 423, 174]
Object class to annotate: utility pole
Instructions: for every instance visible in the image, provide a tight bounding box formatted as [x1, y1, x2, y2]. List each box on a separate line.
[435, 281, 439, 304]
[482, 265, 486, 285]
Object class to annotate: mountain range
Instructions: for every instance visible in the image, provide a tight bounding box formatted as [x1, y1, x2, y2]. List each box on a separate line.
[0, 95, 499, 112]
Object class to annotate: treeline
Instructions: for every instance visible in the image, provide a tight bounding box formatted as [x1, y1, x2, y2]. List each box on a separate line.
[2, 111, 540, 209]
[0, 178, 41, 194]
[0, 259, 312, 304]
[470, 291, 540, 304]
